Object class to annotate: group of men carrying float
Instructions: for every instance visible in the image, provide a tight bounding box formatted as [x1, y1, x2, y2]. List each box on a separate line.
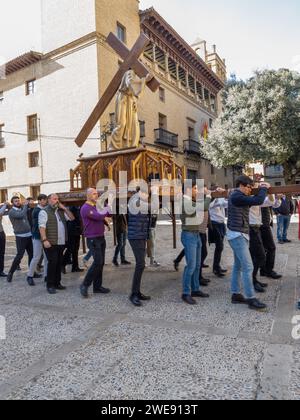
[0, 32, 299, 310]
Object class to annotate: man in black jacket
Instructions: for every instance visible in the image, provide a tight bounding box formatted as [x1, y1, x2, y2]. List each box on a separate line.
[227, 176, 268, 311]
[274, 195, 294, 244]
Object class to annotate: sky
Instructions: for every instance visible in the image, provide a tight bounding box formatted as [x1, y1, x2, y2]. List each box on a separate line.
[0, 0, 300, 80]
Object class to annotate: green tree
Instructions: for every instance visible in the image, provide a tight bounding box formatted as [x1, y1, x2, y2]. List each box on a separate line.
[204, 69, 300, 184]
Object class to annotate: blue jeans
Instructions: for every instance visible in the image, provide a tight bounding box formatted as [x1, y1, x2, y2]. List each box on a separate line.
[277, 215, 291, 241]
[228, 235, 255, 299]
[181, 231, 202, 296]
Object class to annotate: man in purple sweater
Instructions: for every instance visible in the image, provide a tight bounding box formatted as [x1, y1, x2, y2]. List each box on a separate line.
[80, 188, 111, 298]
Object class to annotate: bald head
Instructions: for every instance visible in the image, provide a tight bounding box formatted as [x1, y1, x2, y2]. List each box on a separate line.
[87, 188, 98, 203]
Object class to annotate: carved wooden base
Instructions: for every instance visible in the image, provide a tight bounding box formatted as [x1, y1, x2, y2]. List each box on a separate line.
[70, 145, 186, 192]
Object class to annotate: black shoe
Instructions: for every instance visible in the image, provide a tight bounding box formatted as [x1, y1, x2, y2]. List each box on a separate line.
[80, 285, 89, 298]
[200, 278, 210, 287]
[47, 288, 57, 295]
[16, 265, 21, 271]
[56, 285, 66, 291]
[33, 273, 43, 279]
[138, 293, 151, 301]
[256, 279, 268, 288]
[191, 291, 210, 298]
[213, 270, 225, 278]
[27, 277, 35, 287]
[130, 294, 142, 307]
[61, 266, 67, 275]
[0, 272, 8, 277]
[72, 268, 85, 273]
[202, 264, 209, 268]
[221, 269, 228, 274]
[232, 294, 247, 304]
[283, 239, 292, 243]
[254, 281, 266, 293]
[247, 298, 267, 311]
[278, 240, 284, 244]
[267, 271, 282, 280]
[182, 295, 197, 305]
[174, 260, 180, 272]
[7, 273, 13, 283]
[121, 261, 131, 265]
[112, 259, 119, 267]
[93, 287, 111, 294]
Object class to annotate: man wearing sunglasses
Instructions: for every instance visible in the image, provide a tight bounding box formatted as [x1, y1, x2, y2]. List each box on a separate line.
[227, 175, 268, 311]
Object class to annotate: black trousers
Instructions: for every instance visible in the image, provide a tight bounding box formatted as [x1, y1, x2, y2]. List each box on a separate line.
[63, 235, 81, 270]
[260, 225, 276, 274]
[44, 245, 65, 289]
[249, 227, 266, 279]
[9, 236, 33, 275]
[129, 239, 146, 296]
[199, 233, 208, 279]
[0, 231, 6, 273]
[211, 222, 226, 272]
[83, 237, 106, 291]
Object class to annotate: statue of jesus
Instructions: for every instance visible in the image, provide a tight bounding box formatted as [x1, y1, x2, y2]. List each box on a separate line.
[109, 69, 151, 150]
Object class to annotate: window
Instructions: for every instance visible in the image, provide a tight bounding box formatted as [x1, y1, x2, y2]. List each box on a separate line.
[159, 114, 167, 130]
[188, 126, 195, 140]
[159, 87, 165, 102]
[0, 91, 3, 102]
[0, 189, 8, 203]
[211, 165, 215, 175]
[28, 152, 39, 168]
[224, 168, 228, 177]
[209, 118, 213, 129]
[30, 186, 40, 200]
[178, 67, 187, 87]
[26, 79, 35, 96]
[0, 124, 4, 148]
[0, 158, 6, 172]
[139, 121, 146, 138]
[275, 182, 282, 187]
[188, 75, 195, 93]
[117, 22, 126, 43]
[27, 115, 38, 141]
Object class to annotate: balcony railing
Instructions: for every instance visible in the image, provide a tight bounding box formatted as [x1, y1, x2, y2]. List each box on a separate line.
[184, 139, 202, 156]
[154, 128, 178, 148]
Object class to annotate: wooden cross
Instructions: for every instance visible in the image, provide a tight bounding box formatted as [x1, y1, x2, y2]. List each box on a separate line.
[75, 32, 160, 147]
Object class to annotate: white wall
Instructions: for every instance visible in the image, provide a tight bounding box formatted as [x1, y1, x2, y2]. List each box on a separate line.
[0, 42, 100, 199]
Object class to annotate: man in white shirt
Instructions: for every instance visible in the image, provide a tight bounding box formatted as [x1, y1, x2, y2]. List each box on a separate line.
[249, 192, 281, 293]
[209, 197, 228, 277]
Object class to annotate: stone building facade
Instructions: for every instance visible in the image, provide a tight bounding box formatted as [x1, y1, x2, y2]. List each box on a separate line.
[0, 0, 234, 203]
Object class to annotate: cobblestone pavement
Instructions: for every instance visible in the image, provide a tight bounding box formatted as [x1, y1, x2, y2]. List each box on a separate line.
[0, 222, 299, 400]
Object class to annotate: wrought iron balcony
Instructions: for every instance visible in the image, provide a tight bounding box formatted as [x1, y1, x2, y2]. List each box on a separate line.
[154, 128, 178, 148]
[184, 139, 202, 156]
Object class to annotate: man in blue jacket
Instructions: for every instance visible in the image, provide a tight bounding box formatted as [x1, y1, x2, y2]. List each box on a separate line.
[127, 187, 158, 307]
[227, 176, 268, 311]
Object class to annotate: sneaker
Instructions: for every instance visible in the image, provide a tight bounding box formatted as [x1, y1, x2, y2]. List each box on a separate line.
[150, 261, 161, 268]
